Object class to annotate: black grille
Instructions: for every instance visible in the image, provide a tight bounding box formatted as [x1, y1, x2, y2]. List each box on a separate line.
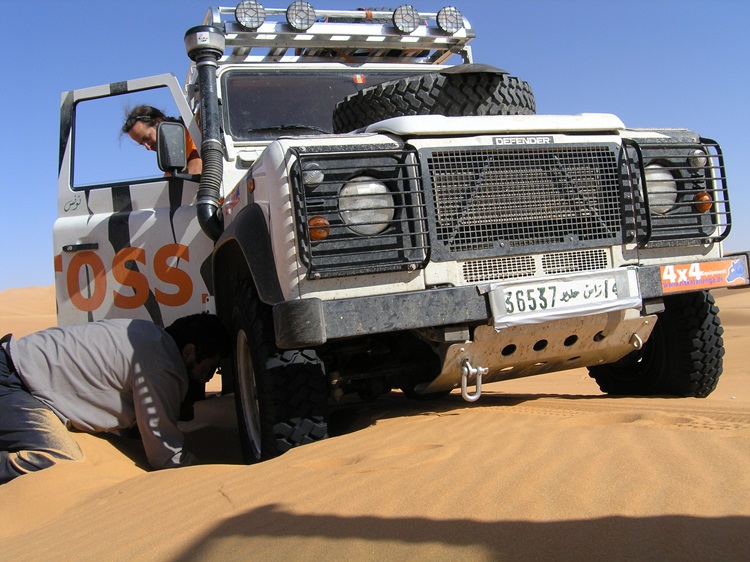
[422, 145, 625, 259]
[292, 149, 428, 278]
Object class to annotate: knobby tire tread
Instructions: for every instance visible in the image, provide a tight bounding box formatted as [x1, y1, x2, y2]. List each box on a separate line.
[232, 281, 327, 463]
[588, 291, 723, 397]
[333, 71, 536, 133]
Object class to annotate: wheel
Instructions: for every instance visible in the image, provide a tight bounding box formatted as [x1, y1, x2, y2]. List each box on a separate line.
[232, 281, 328, 463]
[332, 64, 536, 133]
[588, 291, 724, 397]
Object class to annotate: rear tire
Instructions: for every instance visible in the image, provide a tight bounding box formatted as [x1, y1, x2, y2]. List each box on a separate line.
[588, 291, 724, 397]
[232, 281, 328, 463]
[333, 66, 536, 133]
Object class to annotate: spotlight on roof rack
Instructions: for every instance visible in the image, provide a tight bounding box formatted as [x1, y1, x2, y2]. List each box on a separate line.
[286, 1, 316, 31]
[436, 6, 464, 34]
[392, 5, 420, 34]
[235, 0, 266, 30]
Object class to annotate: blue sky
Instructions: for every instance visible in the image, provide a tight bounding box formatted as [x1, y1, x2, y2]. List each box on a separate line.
[1, 0, 748, 292]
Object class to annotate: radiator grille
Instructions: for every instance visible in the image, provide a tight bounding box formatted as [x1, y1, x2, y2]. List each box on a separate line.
[463, 255, 535, 283]
[424, 145, 624, 259]
[462, 249, 610, 283]
[542, 248, 609, 275]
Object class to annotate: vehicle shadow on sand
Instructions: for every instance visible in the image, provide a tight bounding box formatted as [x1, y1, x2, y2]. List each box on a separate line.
[172, 503, 750, 561]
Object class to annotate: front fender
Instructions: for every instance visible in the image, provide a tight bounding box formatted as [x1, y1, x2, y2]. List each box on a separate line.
[213, 204, 284, 326]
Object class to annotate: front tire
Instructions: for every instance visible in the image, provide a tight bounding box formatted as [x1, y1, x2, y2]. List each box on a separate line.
[232, 281, 328, 463]
[588, 291, 724, 397]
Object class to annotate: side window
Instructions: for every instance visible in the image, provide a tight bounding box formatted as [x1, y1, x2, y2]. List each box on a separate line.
[72, 87, 181, 189]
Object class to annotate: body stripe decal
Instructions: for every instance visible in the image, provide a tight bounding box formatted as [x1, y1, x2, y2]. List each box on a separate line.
[59, 91, 74, 176]
[109, 81, 128, 95]
[108, 189, 164, 326]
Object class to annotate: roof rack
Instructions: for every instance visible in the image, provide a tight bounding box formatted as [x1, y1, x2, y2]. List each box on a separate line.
[203, 4, 475, 64]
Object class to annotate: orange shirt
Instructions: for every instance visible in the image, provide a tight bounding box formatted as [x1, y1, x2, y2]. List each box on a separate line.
[185, 133, 200, 163]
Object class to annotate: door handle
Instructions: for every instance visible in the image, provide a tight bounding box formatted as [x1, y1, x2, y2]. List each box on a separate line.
[62, 243, 99, 252]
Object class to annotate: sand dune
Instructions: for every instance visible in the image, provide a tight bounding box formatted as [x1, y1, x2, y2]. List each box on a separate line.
[0, 285, 57, 338]
[1, 286, 749, 560]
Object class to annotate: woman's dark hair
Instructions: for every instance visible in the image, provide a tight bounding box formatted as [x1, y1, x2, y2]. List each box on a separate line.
[122, 104, 173, 134]
[165, 313, 230, 361]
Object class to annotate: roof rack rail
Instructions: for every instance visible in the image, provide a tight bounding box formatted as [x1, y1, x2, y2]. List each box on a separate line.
[202, 4, 475, 64]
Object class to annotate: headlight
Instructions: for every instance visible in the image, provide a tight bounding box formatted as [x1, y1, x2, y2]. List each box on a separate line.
[644, 163, 677, 214]
[339, 176, 394, 235]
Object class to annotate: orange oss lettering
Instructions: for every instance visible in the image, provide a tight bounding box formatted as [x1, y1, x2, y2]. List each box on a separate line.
[67, 251, 107, 312]
[67, 244, 193, 311]
[112, 248, 149, 309]
[153, 244, 192, 307]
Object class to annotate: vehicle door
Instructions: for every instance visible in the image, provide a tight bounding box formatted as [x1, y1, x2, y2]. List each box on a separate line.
[54, 73, 214, 327]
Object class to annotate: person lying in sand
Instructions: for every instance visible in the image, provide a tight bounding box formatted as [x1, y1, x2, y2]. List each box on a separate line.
[0, 313, 229, 483]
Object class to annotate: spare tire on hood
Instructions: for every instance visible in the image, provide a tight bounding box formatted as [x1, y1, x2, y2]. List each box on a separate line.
[332, 64, 536, 133]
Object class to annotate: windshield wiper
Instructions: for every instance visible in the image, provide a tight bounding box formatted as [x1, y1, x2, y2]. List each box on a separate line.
[246, 124, 331, 134]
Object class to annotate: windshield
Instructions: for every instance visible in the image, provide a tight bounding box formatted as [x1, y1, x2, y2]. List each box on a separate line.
[223, 70, 429, 141]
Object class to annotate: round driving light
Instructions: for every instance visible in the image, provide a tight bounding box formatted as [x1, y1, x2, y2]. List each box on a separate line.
[688, 149, 708, 169]
[235, 1, 265, 30]
[436, 6, 464, 34]
[286, 1, 316, 31]
[308, 216, 330, 241]
[644, 163, 678, 214]
[693, 191, 713, 213]
[393, 5, 420, 34]
[339, 176, 394, 236]
[302, 163, 324, 187]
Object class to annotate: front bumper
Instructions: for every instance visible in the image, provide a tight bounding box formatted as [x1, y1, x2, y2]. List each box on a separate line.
[273, 253, 750, 348]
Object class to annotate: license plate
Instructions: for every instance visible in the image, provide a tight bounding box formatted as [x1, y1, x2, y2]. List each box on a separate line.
[487, 269, 641, 329]
[502, 277, 618, 315]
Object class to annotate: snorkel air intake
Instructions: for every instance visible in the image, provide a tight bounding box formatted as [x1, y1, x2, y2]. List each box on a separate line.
[184, 26, 225, 241]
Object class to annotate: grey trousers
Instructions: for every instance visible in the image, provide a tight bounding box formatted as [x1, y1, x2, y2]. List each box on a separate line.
[0, 345, 83, 483]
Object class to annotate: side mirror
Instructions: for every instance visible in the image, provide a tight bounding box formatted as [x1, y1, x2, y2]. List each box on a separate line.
[156, 121, 188, 173]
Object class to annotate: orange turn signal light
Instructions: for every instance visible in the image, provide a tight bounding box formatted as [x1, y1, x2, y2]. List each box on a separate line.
[693, 191, 712, 213]
[308, 216, 330, 241]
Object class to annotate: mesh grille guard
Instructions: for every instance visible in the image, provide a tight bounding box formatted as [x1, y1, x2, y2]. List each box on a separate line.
[421, 143, 631, 260]
[291, 149, 428, 279]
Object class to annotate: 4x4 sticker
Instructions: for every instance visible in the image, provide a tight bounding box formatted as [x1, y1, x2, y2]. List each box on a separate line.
[661, 258, 748, 293]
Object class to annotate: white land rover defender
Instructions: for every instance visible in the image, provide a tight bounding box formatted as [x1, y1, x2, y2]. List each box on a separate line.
[55, 3, 750, 462]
